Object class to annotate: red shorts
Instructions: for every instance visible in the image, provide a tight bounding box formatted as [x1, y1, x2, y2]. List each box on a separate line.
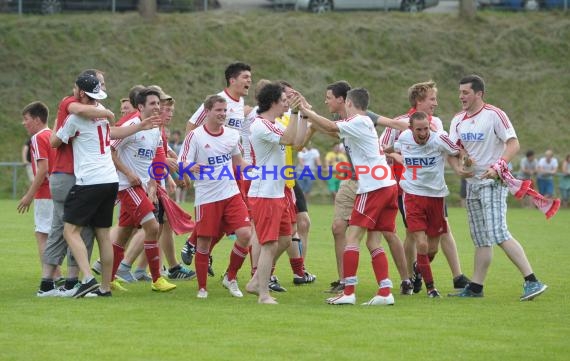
[403, 193, 447, 237]
[249, 197, 292, 244]
[284, 187, 297, 225]
[118, 186, 155, 227]
[350, 185, 398, 232]
[238, 179, 251, 208]
[194, 194, 251, 238]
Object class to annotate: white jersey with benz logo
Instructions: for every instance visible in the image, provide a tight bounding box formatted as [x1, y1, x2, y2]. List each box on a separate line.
[449, 104, 517, 184]
[395, 129, 460, 197]
[178, 126, 241, 206]
[110, 117, 161, 191]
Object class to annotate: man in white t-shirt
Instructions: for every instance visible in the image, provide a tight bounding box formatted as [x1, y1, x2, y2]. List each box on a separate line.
[536, 149, 558, 198]
[296, 143, 321, 198]
[447, 75, 547, 301]
[392, 111, 461, 298]
[244, 82, 307, 304]
[51, 74, 158, 298]
[109, 87, 177, 293]
[299, 88, 398, 306]
[380, 80, 470, 295]
[178, 94, 252, 299]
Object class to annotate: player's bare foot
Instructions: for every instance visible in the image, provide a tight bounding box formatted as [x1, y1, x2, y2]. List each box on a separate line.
[258, 295, 278, 304]
[245, 280, 259, 295]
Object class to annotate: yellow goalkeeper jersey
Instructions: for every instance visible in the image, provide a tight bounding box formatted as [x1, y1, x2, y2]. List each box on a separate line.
[275, 113, 295, 188]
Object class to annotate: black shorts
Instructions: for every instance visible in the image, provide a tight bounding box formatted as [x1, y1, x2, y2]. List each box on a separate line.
[398, 193, 448, 230]
[293, 182, 308, 213]
[64, 183, 119, 228]
[397, 194, 408, 229]
[154, 198, 165, 225]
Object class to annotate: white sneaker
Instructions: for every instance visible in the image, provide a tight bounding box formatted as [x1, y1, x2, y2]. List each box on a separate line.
[91, 260, 102, 275]
[361, 294, 395, 306]
[222, 274, 243, 298]
[197, 288, 208, 299]
[326, 293, 356, 305]
[58, 284, 79, 298]
[36, 288, 61, 297]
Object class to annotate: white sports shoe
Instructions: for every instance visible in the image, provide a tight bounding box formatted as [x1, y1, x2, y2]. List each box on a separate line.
[326, 293, 356, 305]
[222, 274, 243, 298]
[197, 288, 208, 299]
[36, 288, 61, 298]
[361, 294, 395, 306]
[58, 284, 79, 298]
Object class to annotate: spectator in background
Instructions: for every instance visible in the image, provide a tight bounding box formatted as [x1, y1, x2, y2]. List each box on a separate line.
[536, 149, 558, 199]
[324, 143, 347, 202]
[560, 154, 570, 208]
[168, 129, 183, 155]
[22, 138, 34, 183]
[168, 129, 186, 203]
[519, 150, 537, 207]
[297, 142, 321, 199]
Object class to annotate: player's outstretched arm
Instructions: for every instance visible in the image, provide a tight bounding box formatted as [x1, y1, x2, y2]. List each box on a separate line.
[69, 103, 115, 123]
[376, 116, 409, 131]
[110, 115, 160, 139]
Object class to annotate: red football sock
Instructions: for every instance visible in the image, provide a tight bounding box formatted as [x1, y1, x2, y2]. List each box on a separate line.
[227, 243, 249, 281]
[371, 247, 391, 297]
[417, 253, 434, 288]
[111, 243, 124, 280]
[343, 246, 360, 295]
[195, 247, 209, 290]
[289, 257, 305, 278]
[144, 241, 161, 282]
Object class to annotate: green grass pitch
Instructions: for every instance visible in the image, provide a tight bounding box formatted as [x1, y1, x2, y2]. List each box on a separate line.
[0, 200, 568, 361]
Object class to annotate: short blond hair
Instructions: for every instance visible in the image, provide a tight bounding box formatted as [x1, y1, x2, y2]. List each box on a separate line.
[408, 80, 437, 107]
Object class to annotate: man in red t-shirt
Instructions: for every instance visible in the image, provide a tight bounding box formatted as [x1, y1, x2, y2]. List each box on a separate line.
[18, 101, 56, 296]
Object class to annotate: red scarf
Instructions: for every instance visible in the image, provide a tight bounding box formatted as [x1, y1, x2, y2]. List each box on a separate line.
[156, 186, 195, 234]
[492, 159, 560, 219]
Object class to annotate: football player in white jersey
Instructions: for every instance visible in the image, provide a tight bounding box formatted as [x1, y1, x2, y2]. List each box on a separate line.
[180, 62, 252, 267]
[304, 81, 408, 296]
[244, 82, 307, 304]
[391, 112, 461, 297]
[380, 80, 470, 295]
[185, 62, 252, 135]
[178, 94, 252, 299]
[109, 88, 177, 293]
[299, 88, 398, 306]
[447, 75, 547, 301]
[51, 74, 159, 298]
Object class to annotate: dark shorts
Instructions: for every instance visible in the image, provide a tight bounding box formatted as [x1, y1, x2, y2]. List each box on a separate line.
[293, 182, 308, 213]
[397, 194, 408, 229]
[154, 198, 165, 225]
[64, 183, 119, 228]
